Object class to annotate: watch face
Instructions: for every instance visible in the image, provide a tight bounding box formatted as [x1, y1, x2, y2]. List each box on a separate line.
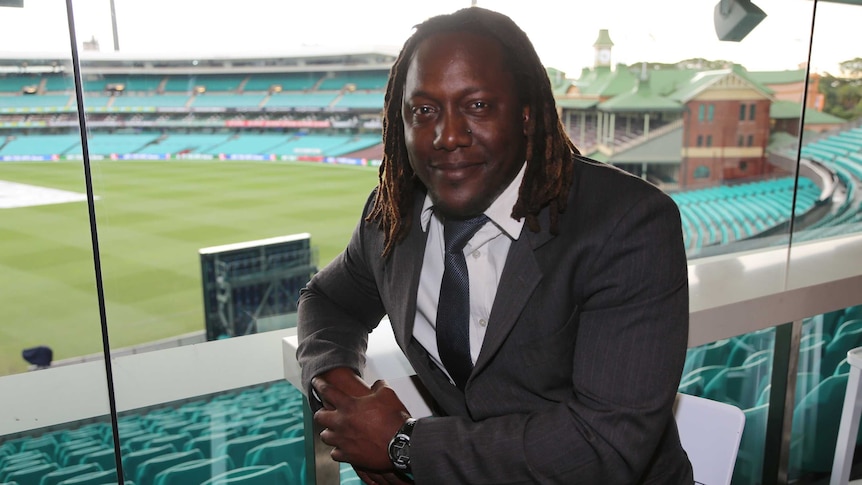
[389, 435, 410, 470]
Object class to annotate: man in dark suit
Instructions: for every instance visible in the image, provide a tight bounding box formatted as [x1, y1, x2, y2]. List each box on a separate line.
[297, 7, 693, 484]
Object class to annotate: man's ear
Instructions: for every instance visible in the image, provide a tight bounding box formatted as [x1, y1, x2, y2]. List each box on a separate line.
[522, 106, 531, 135]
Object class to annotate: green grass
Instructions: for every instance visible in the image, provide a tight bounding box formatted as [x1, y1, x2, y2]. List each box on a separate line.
[0, 160, 380, 374]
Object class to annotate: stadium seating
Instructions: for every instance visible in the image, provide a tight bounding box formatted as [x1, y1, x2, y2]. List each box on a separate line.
[0, 75, 42, 93]
[242, 73, 321, 92]
[133, 449, 203, 485]
[54, 468, 118, 485]
[0, 381, 311, 485]
[2, 462, 57, 485]
[121, 444, 176, 481]
[213, 433, 278, 472]
[38, 463, 102, 485]
[199, 463, 293, 485]
[153, 455, 234, 485]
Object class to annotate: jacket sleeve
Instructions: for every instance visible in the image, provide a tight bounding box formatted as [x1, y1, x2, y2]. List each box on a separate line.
[296, 189, 387, 402]
[410, 188, 691, 484]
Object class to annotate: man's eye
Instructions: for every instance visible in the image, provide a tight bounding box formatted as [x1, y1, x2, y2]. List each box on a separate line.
[471, 101, 489, 109]
[412, 106, 434, 115]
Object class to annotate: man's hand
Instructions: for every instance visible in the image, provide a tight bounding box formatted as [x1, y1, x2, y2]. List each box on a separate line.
[312, 368, 411, 471]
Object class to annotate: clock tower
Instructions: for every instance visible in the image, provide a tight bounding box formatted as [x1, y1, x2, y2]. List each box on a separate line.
[594, 29, 614, 68]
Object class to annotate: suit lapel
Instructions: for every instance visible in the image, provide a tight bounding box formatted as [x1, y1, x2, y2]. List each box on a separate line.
[472, 211, 555, 374]
[385, 193, 428, 350]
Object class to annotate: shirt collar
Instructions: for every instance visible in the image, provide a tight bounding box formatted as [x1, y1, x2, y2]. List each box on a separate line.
[419, 162, 526, 240]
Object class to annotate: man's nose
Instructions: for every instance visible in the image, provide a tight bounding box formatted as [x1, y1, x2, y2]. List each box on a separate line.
[433, 112, 471, 151]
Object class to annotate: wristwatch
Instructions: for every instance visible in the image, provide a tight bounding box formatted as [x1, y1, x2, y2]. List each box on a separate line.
[388, 417, 417, 472]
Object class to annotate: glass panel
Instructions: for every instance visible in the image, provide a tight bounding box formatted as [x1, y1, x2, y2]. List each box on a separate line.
[681, 328, 775, 485]
[785, 2, 862, 478]
[6, 1, 862, 485]
[0, 0, 115, 478]
[790, 0, 862, 244]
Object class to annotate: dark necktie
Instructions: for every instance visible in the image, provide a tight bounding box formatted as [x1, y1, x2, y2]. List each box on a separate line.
[436, 214, 489, 391]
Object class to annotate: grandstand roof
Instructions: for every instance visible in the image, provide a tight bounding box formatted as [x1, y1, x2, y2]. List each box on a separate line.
[598, 80, 684, 112]
[669, 65, 773, 102]
[577, 64, 639, 98]
[555, 98, 599, 109]
[748, 69, 808, 85]
[770, 100, 846, 124]
[0, 47, 400, 75]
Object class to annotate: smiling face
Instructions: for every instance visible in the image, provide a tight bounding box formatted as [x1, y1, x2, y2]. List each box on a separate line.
[401, 31, 530, 220]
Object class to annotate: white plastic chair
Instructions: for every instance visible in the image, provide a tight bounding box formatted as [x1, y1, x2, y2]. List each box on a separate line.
[830, 346, 862, 485]
[674, 393, 746, 485]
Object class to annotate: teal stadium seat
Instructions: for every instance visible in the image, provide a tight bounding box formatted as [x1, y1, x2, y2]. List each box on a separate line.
[55, 468, 118, 485]
[821, 320, 862, 377]
[60, 446, 108, 468]
[55, 442, 101, 467]
[704, 352, 772, 409]
[78, 449, 115, 472]
[789, 374, 858, 475]
[0, 451, 48, 470]
[134, 449, 203, 485]
[340, 463, 361, 483]
[121, 444, 176, 482]
[679, 365, 726, 397]
[37, 464, 101, 485]
[153, 455, 234, 485]
[835, 357, 852, 376]
[247, 419, 300, 437]
[797, 340, 826, 376]
[732, 404, 768, 485]
[143, 434, 191, 453]
[677, 375, 705, 395]
[699, 339, 735, 367]
[757, 372, 822, 406]
[281, 424, 304, 439]
[1, 459, 50, 482]
[177, 423, 211, 439]
[149, 422, 190, 436]
[3, 463, 58, 485]
[19, 437, 58, 463]
[727, 329, 775, 367]
[199, 463, 292, 485]
[184, 430, 239, 459]
[243, 437, 304, 483]
[213, 433, 277, 471]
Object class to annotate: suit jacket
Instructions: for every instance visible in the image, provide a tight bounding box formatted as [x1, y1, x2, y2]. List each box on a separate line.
[297, 155, 694, 484]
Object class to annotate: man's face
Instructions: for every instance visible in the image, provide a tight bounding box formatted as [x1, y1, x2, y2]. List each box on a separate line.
[402, 31, 529, 220]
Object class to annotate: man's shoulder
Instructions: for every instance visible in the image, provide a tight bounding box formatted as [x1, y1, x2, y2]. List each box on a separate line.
[571, 155, 673, 204]
[563, 154, 678, 223]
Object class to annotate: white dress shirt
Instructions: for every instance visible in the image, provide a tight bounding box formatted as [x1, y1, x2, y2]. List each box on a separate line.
[413, 163, 526, 385]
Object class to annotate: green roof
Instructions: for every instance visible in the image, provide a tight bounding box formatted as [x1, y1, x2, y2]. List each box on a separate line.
[593, 29, 614, 47]
[578, 65, 638, 98]
[598, 81, 683, 112]
[546, 67, 573, 95]
[647, 70, 699, 96]
[668, 66, 772, 102]
[748, 69, 807, 85]
[770, 100, 846, 124]
[555, 98, 599, 109]
[770, 100, 804, 119]
[576, 67, 613, 95]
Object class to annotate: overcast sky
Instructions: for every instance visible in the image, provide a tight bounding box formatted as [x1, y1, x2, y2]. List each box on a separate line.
[0, 0, 859, 77]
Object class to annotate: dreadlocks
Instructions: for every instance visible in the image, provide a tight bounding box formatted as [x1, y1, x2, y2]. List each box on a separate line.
[367, 7, 579, 257]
